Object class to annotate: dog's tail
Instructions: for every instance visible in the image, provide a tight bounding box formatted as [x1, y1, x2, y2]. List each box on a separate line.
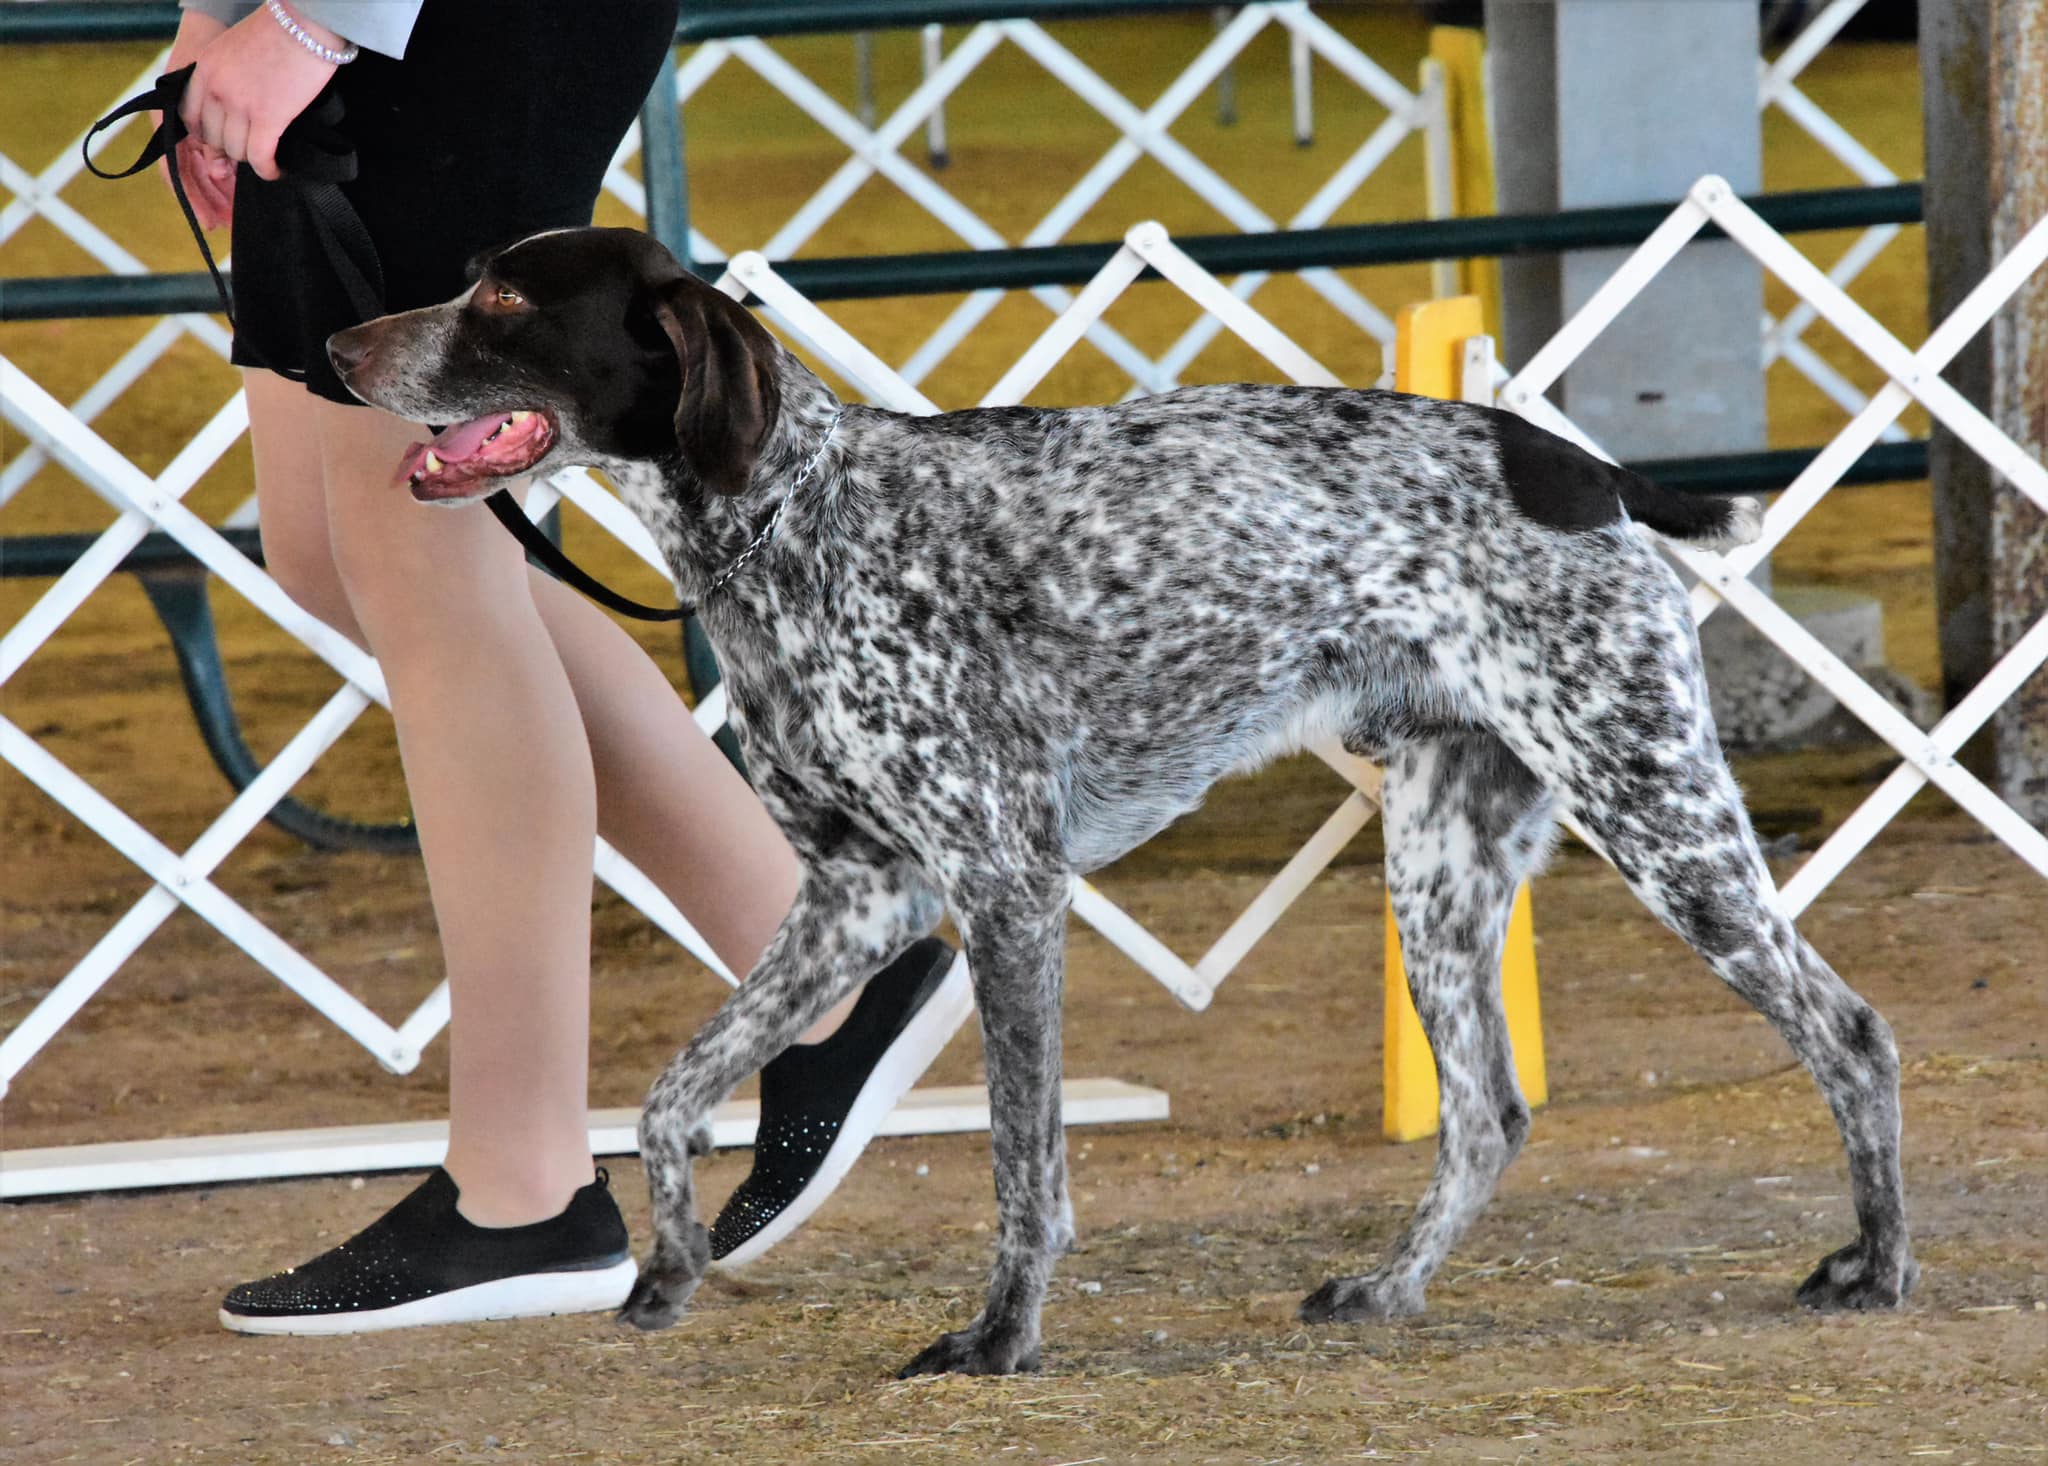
[1618, 474, 1763, 551]
[1488, 408, 1760, 551]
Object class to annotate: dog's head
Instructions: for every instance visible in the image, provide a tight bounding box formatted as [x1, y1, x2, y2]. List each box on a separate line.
[328, 227, 782, 502]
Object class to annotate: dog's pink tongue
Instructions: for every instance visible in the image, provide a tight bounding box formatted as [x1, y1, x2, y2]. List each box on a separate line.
[396, 414, 506, 483]
[434, 415, 507, 459]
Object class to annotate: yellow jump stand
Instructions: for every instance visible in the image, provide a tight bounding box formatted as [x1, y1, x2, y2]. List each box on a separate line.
[1382, 295, 1546, 1143]
[1422, 27, 1502, 336]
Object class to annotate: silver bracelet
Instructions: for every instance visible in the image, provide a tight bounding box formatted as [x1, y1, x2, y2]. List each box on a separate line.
[263, 0, 361, 65]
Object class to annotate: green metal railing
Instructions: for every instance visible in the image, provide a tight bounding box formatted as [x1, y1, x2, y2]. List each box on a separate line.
[0, 183, 1926, 322]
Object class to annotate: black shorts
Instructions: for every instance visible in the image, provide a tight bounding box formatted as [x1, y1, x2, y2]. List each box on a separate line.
[229, 0, 681, 404]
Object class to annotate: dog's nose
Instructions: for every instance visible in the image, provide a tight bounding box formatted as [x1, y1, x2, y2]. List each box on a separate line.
[326, 327, 372, 380]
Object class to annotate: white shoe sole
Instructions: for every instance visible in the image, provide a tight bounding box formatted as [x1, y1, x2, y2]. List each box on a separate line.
[713, 951, 975, 1270]
[217, 1256, 638, 1336]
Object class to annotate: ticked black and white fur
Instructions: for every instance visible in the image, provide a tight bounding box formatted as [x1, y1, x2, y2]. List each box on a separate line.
[329, 227, 1916, 1377]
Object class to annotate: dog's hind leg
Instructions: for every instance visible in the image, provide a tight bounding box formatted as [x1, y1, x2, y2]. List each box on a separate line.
[1303, 732, 1554, 1324]
[618, 838, 942, 1331]
[1484, 575, 1914, 1311]
[1552, 753, 1915, 1311]
[899, 870, 1070, 1376]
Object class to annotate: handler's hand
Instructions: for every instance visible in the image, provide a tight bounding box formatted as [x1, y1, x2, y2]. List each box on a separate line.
[155, 9, 237, 230]
[179, 1, 345, 185]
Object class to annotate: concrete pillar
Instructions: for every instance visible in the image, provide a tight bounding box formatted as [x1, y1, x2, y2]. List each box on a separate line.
[1481, 0, 1903, 749]
[1486, 0, 1766, 460]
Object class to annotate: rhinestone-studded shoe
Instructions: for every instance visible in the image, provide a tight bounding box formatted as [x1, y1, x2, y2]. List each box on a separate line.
[710, 937, 972, 1267]
[219, 1167, 634, 1335]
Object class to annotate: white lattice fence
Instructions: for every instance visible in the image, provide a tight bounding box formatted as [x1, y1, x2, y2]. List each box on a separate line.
[0, 45, 243, 516]
[0, 7, 1443, 520]
[3, 1, 2032, 1190]
[0, 5, 1442, 1194]
[1758, 0, 1912, 440]
[0, 213, 1375, 1129]
[602, 1, 1449, 396]
[1495, 176, 2048, 913]
[7, 177, 2046, 1190]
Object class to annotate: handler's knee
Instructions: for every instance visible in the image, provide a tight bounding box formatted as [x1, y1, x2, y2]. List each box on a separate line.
[259, 512, 358, 640]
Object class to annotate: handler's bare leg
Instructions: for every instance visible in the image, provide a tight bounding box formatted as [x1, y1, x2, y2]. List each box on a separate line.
[248, 371, 849, 1228]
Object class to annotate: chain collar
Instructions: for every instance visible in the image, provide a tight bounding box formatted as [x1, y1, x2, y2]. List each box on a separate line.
[701, 409, 843, 601]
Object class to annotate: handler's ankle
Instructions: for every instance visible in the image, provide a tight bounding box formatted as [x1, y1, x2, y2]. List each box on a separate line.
[444, 1156, 594, 1229]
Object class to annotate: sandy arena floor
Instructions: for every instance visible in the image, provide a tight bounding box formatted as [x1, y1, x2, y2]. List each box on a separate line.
[3, 760, 2045, 1463]
[4, 14, 2044, 1466]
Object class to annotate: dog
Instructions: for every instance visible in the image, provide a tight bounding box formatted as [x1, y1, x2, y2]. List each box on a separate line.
[327, 226, 1916, 1376]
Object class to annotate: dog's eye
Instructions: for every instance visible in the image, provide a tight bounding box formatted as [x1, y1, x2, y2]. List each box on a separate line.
[475, 282, 530, 316]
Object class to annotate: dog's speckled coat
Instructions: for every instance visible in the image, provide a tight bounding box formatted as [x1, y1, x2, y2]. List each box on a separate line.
[330, 228, 1915, 1377]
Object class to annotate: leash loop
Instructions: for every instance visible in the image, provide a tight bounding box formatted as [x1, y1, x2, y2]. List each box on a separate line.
[85, 66, 236, 326]
[84, 65, 374, 333]
[81, 68, 188, 181]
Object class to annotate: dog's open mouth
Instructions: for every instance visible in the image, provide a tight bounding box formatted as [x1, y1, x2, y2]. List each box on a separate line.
[398, 409, 557, 501]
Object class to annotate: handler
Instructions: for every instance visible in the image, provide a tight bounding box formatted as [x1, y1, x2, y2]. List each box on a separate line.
[157, 0, 966, 1334]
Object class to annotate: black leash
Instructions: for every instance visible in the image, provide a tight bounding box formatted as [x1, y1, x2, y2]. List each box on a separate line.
[85, 68, 686, 624]
[480, 492, 685, 621]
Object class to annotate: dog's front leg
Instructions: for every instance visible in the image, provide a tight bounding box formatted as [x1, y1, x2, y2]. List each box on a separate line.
[899, 873, 1069, 1377]
[619, 844, 940, 1331]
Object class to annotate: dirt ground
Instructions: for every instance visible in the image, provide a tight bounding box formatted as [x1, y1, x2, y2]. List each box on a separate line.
[5, 16, 2045, 1466]
[4, 759, 2046, 1464]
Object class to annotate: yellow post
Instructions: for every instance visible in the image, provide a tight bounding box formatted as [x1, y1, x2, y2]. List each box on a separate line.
[1425, 27, 1503, 341]
[1384, 886, 1545, 1143]
[1393, 295, 1485, 401]
[1382, 296, 1546, 1143]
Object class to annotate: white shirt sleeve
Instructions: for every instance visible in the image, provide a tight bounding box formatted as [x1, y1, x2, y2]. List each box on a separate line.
[178, 0, 426, 61]
[288, 1, 426, 61]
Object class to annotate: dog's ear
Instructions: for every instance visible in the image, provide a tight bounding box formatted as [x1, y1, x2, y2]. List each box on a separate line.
[647, 279, 781, 497]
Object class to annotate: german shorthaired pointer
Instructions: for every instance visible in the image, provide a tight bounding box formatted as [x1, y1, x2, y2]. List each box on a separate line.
[327, 226, 1915, 1376]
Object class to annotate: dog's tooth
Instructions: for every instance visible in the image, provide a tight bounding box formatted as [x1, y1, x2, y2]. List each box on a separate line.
[423, 450, 443, 473]
[508, 411, 534, 426]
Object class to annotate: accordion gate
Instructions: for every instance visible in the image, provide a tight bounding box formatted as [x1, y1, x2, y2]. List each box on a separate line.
[5, 7, 2043, 1194]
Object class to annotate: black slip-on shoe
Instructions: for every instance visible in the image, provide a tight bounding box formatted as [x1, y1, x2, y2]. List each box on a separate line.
[219, 1167, 634, 1336]
[709, 937, 972, 1267]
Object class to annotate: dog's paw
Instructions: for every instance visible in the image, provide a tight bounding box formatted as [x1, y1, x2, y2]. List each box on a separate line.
[897, 1325, 1041, 1378]
[617, 1248, 704, 1331]
[616, 1223, 711, 1332]
[1796, 1240, 1918, 1312]
[617, 1268, 697, 1331]
[1299, 1272, 1425, 1324]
